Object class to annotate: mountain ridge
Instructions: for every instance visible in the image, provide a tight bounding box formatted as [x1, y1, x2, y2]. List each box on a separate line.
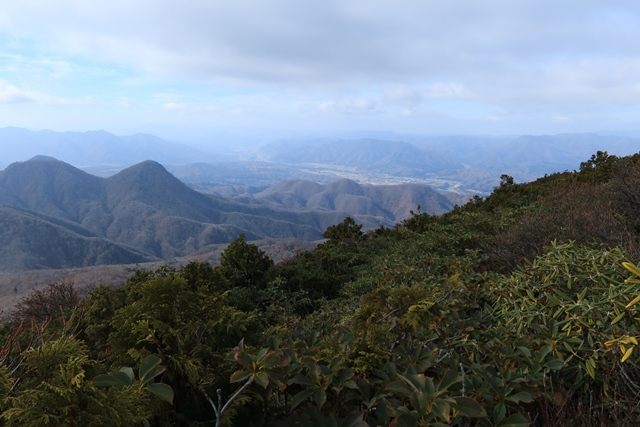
[0, 127, 212, 168]
[0, 156, 454, 271]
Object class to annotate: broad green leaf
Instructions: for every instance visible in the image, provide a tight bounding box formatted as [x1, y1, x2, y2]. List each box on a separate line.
[289, 374, 316, 386]
[139, 354, 163, 383]
[147, 382, 174, 404]
[396, 373, 421, 395]
[506, 391, 534, 403]
[499, 413, 530, 427]
[437, 369, 460, 393]
[262, 353, 285, 369]
[344, 380, 359, 390]
[313, 389, 327, 408]
[290, 388, 316, 410]
[396, 412, 418, 427]
[256, 347, 269, 362]
[433, 400, 451, 422]
[455, 397, 487, 418]
[493, 402, 506, 423]
[341, 413, 370, 427]
[517, 346, 531, 358]
[544, 359, 564, 370]
[538, 345, 552, 362]
[94, 371, 133, 388]
[254, 371, 269, 388]
[119, 367, 134, 382]
[142, 365, 166, 385]
[230, 369, 251, 383]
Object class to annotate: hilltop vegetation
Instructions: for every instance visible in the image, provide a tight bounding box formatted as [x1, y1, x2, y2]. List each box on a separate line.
[1, 151, 640, 426]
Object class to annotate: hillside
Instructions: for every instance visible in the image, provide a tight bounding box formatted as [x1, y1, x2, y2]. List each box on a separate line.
[254, 135, 640, 193]
[2, 150, 640, 425]
[243, 178, 455, 220]
[0, 207, 152, 271]
[0, 157, 454, 271]
[257, 138, 449, 175]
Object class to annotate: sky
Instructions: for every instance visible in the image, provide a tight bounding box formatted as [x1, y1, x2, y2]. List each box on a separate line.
[0, 1, 639, 146]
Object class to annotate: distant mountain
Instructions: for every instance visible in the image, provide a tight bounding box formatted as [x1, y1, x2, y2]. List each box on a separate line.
[0, 127, 211, 167]
[231, 178, 455, 221]
[256, 138, 449, 176]
[255, 134, 640, 193]
[0, 157, 453, 271]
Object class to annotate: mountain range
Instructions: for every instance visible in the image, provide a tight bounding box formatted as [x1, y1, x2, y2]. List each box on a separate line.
[227, 178, 455, 220]
[0, 156, 454, 271]
[252, 134, 640, 192]
[4, 128, 640, 196]
[0, 127, 213, 168]
[255, 138, 449, 176]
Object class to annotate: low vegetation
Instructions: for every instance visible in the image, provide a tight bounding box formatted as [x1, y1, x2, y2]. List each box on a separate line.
[1, 151, 639, 426]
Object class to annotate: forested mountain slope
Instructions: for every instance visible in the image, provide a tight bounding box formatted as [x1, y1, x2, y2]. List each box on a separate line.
[1, 151, 640, 426]
[231, 178, 454, 219]
[0, 156, 454, 271]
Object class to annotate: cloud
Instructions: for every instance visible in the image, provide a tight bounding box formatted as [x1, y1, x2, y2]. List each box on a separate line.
[0, 82, 36, 104]
[0, 80, 91, 105]
[318, 97, 377, 113]
[161, 101, 217, 113]
[162, 102, 189, 111]
[2, 2, 639, 91]
[1, 1, 639, 133]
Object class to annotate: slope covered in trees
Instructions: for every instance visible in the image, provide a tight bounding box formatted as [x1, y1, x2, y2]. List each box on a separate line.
[0, 151, 639, 426]
[0, 156, 456, 271]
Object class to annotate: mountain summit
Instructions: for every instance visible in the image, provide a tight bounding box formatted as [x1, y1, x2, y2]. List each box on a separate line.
[0, 157, 453, 271]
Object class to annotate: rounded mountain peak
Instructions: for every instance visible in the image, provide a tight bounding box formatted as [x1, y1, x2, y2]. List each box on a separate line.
[106, 160, 190, 201]
[26, 155, 61, 163]
[327, 178, 364, 195]
[109, 160, 174, 180]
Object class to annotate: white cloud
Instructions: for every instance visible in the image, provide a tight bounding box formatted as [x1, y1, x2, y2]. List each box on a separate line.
[162, 102, 189, 111]
[2, 1, 639, 94]
[1, 1, 640, 133]
[318, 97, 377, 113]
[424, 83, 470, 99]
[0, 82, 36, 104]
[0, 80, 91, 105]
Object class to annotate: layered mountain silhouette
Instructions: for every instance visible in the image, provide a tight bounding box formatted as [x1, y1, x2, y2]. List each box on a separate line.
[0, 157, 453, 271]
[255, 135, 640, 192]
[232, 178, 454, 220]
[257, 138, 449, 175]
[0, 127, 211, 167]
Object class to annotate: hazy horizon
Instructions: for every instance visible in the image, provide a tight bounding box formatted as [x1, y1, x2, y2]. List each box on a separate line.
[2, 1, 640, 146]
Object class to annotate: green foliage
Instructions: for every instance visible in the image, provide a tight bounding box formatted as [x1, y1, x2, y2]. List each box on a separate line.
[3, 151, 640, 425]
[323, 217, 363, 244]
[94, 354, 174, 404]
[490, 242, 634, 374]
[219, 234, 274, 289]
[2, 337, 152, 426]
[579, 150, 619, 182]
[0, 365, 12, 411]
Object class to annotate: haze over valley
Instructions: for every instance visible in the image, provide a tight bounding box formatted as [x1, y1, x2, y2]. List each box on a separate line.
[3, 127, 640, 196]
[2, 2, 640, 425]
